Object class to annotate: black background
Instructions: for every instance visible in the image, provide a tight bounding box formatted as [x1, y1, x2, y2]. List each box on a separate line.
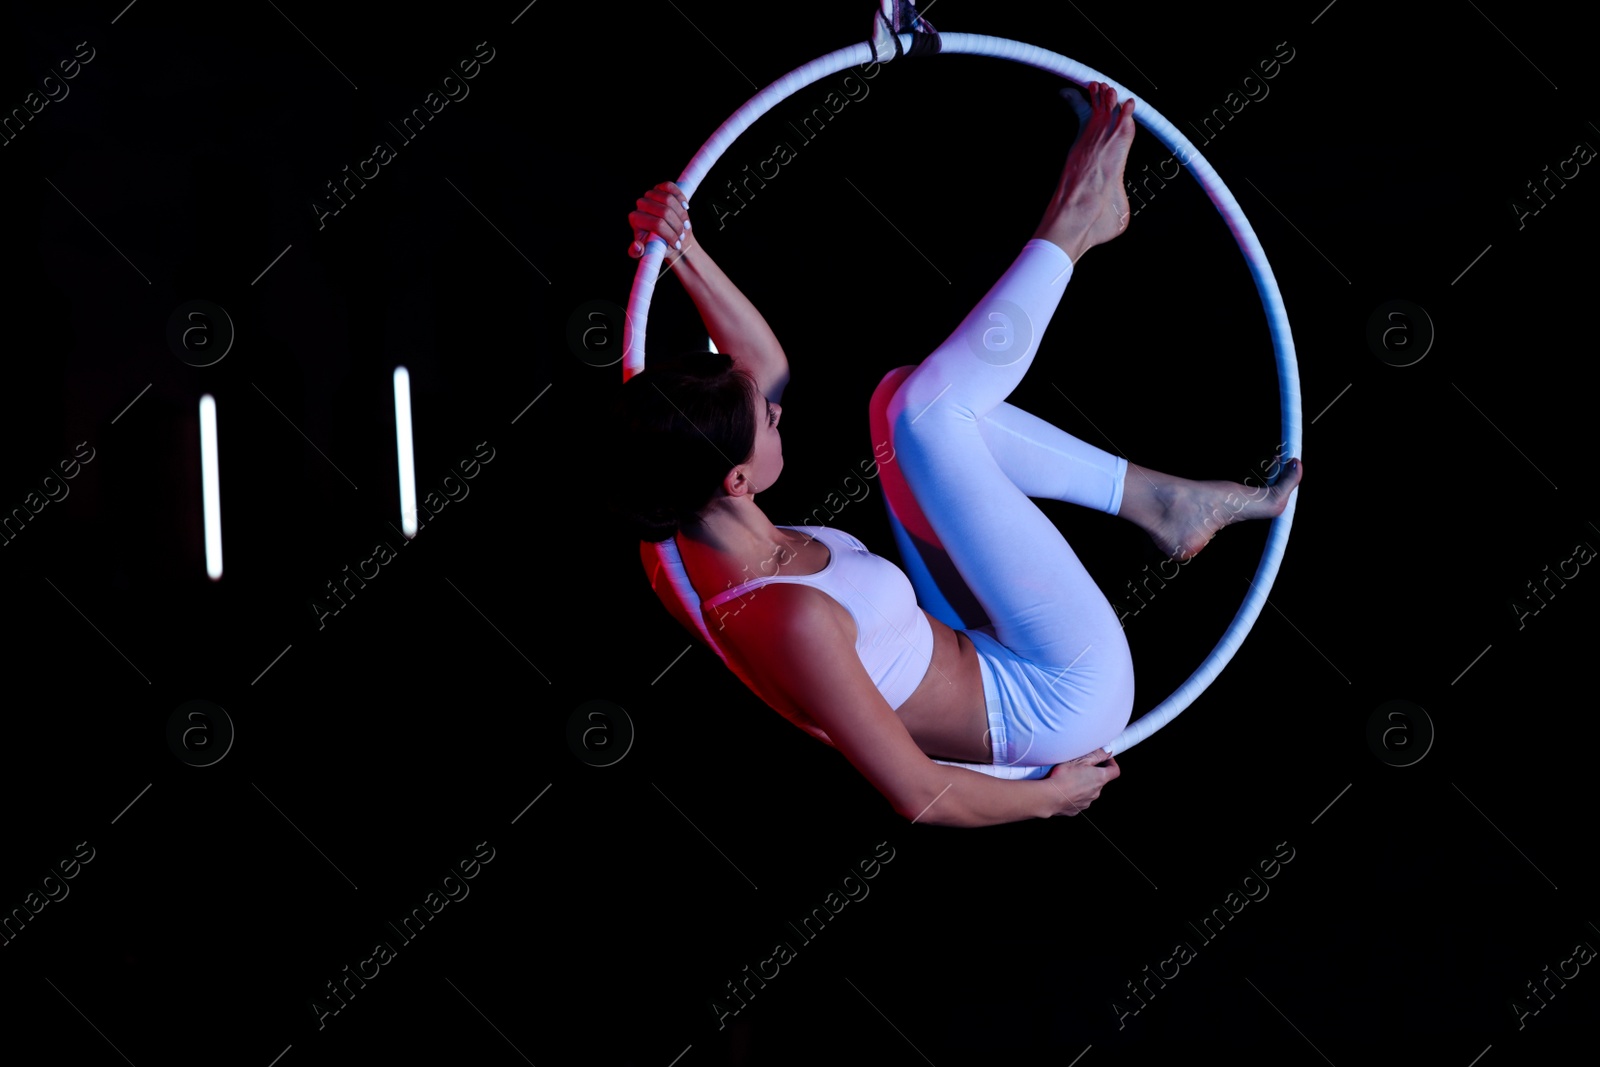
[2, 2, 1596, 1064]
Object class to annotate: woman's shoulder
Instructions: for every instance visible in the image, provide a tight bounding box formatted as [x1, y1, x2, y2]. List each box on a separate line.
[704, 574, 844, 638]
[708, 582, 859, 685]
[638, 535, 844, 646]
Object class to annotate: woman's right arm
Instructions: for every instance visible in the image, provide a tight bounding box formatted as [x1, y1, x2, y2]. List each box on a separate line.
[628, 181, 791, 403]
[730, 585, 1119, 828]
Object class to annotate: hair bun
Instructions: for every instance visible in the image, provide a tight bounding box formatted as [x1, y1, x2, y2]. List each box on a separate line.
[635, 505, 681, 543]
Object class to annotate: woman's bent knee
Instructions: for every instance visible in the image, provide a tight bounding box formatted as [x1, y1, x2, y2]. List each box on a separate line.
[871, 365, 918, 424]
[879, 363, 960, 456]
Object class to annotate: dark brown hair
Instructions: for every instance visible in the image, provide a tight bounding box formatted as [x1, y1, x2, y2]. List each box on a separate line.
[607, 352, 759, 542]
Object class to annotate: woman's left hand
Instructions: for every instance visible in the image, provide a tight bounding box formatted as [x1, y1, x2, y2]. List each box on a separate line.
[628, 180, 696, 261]
[1044, 748, 1120, 816]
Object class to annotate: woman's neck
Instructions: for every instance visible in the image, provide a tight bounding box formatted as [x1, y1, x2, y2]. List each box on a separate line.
[678, 498, 795, 571]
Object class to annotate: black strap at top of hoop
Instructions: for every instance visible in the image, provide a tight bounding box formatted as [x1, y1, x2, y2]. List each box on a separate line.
[872, 1, 942, 62]
[903, 29, 942, 58]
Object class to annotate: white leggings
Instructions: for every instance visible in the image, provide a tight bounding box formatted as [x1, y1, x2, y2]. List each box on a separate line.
[869, 239, 1135, 778]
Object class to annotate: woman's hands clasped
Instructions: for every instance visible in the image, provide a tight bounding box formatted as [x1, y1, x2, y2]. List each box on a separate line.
[628, 180, 696, 262]
[1045, 748, 1120, 815]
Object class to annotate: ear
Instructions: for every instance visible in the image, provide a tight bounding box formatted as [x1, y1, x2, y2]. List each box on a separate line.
[721, 463, 754, 500]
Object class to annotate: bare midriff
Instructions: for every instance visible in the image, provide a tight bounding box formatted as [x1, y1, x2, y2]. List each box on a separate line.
[892, 613, 993, 763]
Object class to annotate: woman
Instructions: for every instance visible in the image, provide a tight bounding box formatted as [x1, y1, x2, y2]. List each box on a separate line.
[614, 83, 1301, 827]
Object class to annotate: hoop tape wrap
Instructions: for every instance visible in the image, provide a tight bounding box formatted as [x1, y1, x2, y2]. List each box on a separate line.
[624, 33, 1302, 765]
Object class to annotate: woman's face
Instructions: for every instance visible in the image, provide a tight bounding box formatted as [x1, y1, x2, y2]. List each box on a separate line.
[737, 385, 783, 496]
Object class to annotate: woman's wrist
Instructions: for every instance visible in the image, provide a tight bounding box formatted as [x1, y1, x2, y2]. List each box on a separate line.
[1037, 778, 1070, 819]
[668, 231, 705, 279]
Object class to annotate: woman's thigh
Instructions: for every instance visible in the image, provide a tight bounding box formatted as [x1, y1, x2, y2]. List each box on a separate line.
[871, 369, 1134, 755]
[869, 365, 987, 630]
[881, 371, 1129, 664]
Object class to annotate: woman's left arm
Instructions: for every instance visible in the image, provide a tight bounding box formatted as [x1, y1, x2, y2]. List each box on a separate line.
[629, 181, 791, 402]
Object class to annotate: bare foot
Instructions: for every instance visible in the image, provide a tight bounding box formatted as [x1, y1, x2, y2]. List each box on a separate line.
[1121, 459, 1303, 561]
[1034, 81, 1137, 261]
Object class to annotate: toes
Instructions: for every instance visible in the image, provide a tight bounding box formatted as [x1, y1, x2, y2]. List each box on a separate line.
[1272, 459, 1303, 506]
